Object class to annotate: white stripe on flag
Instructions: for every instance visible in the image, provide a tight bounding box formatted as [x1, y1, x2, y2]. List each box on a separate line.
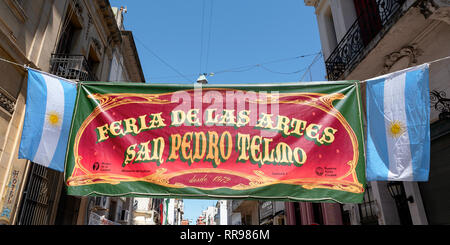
[32, 75, 65, 167]
[383, 72, 413, 181]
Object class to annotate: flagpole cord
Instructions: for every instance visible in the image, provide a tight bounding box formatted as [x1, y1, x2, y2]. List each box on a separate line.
[1, 54, 450, 84]
[0, 57, 28, 69]
[359, 55, 450, 84]
[428, 55, 450, 65]
[0, 57, 79, 85]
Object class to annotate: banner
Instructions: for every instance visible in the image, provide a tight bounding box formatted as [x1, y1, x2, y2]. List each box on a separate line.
[65, 82, 366, 203]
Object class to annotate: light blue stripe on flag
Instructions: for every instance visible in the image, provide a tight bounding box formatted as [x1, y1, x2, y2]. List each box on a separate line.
[19, 69, 76, 172]
[404, 67, 430, 181]
[19, 71, 47, 161]
[366, 64, 430, 181]
[366, 77, 390, 180]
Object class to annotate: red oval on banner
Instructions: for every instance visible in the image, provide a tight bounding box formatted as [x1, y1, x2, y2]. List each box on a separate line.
[67, 89, 363, 193]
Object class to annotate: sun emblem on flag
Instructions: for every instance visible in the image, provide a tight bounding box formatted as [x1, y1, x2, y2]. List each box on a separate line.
[388, 120, 406, 138]
[47, 111, 61, 126]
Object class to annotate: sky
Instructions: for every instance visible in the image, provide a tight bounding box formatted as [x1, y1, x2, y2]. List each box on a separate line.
[110, 0, 325, 84]
[109, 0, 325, 224]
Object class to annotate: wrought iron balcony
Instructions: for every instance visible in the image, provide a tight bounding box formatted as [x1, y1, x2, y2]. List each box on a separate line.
[325, 0, 406, 81]
[50, 54, 98, 81]
[430, 90, 450, 120]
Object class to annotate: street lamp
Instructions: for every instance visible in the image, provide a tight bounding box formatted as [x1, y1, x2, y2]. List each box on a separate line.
[387, 182, 414, 203]
[196, 73, 208, 84]
[387, 181, 414, 225]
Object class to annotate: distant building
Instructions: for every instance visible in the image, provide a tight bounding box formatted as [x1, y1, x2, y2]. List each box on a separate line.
[214, 200, 228, 225]
[196, 215, 206, 225]
[204, 206, 217, 225]
[162, 198, 184, 225]
[132, 198, 162, 225]
[259, 201, 286, 225]
[229, 200, 259, 225]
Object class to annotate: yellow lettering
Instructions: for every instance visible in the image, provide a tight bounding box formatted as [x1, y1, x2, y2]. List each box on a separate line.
[168, 134, 182, 161]
[305, 123, 323, 144]
[135, 141, 151, 162]
[122, 144, 137, 167]
[181, 132, 193, 164]
[204, 109, 218, 126]
[250, 135, 262, 163]
[123, 117, 139, 135]
[236, 110, 250, 127]
[149, 113, 166, 129]
[110, 120, 124, 137]
[219, 131, 232, 161]
[171, 110, 186, 126]
[193, 132, 207, 162]
[262, 137, 274, 163]
[293, 147, 307, 166]
[150, 137, 165, 165]
[276, 115, 291, 136]
[96, 124, 110, 143]
[138, 115, 151, 131]
[205, 131, 220, 167]
[219, 110, 236, 126]
[320, 127, 338, 145]
[255, 113, 275, 129]
[290, 118, 307, 137]
[186, 109, 201, 126]
[236, 133, 250, 162]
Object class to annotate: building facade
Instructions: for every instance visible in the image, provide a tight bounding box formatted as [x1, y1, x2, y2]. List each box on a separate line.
[203, 206, 217, 225]
[230, 200, 259, 225]
[213, 200, 228, 225]
[305, 0, 450, 225]
[230, 199, 342, 225]
[0, 0, 145, 225]
[132, 198, 162, 225]
[162, 198, 184, 225]
[259, 201, 286, 225]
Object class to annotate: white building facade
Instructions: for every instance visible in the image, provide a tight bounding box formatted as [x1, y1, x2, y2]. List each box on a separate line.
[213, 200, 228, 225]
[305, 0, 450, 225]
[162, 198, 184, 225]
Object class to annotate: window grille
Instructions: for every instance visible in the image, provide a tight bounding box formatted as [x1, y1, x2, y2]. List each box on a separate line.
[17, 163, 61, 225]
[359, 184, 379, 225]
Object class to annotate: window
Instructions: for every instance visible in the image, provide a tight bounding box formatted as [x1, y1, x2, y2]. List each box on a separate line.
[353, 0, 382, 46]
[324, 6, 338, 56]
[55, 3, 82, 55]
[293, 202, 301, 225]
[108, 200, 117, 221]
[312, 203, 324, 225]
[87, 46, 100, 77]
[358, 184, 379, 225]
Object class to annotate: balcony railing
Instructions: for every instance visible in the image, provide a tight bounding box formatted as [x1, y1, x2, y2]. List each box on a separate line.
[50, 54, 98, 81]
[325, 0, 406, 81]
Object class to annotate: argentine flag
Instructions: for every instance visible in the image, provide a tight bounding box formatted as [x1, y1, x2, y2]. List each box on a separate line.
[366, 63, 430, 181]
[18, 69, 77, 172]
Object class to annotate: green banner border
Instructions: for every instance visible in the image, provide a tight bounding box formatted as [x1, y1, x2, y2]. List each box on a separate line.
[64, 81, 366, 203]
